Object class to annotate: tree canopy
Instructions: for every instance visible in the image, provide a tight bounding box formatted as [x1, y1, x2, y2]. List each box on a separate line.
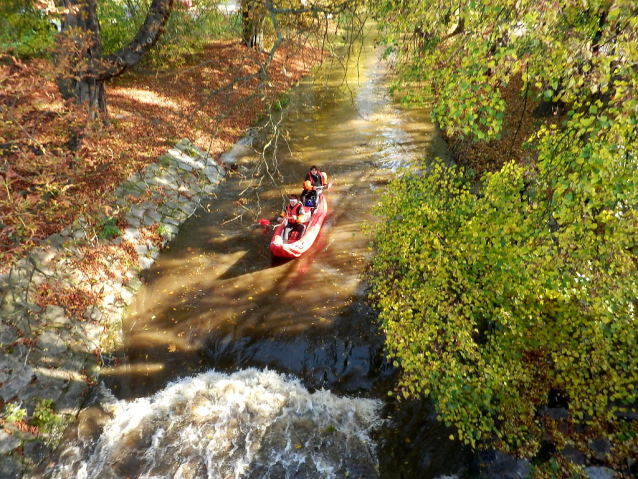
[369, 0, 638, 472]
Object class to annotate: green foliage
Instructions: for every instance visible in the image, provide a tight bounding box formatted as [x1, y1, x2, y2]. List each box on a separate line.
[369, 157, 638, 455]
[98, 0, 239, 66]
[98, 0, 148, 54]
[3, 403, 27, 423]
[372, 0, 638, 142]
[272, 92, 290, 111]
[369, 0, 638, 460]
[31, 398, 60, 434]
[156, 223, 170, 236]
[147, 5, 240, 66]
[0, 0, 55, 57]
[98, 217, 122, 239]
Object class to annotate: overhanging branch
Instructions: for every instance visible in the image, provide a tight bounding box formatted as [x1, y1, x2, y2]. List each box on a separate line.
[97, 0, 174, 81]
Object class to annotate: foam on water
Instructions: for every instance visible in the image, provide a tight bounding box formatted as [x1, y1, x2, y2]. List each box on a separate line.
[48, 369, 384, 479]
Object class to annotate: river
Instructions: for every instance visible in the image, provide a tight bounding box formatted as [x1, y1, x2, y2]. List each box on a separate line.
[42, 25, 473, 479]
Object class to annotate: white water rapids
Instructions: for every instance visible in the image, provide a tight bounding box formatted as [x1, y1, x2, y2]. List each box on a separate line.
[47, 369, 384, 479]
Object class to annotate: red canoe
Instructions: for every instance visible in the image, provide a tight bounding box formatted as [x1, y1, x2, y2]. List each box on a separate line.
[270, 193, 328, 258]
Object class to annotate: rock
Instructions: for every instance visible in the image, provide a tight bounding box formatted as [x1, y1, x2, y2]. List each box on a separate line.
[122, 227, 141, 241]
[40, 305, 69, 328]
[72, 229, 86, 241]
[102, 293, 115, 306]
[560, 445, 586, 465]
[585, 466, 616, 479]
[179, 201, 197, 216]
[0, 454, 21, 479]
[124, 278, 143, 293]
[37, 330, 68, 356]
[77, 323, 103, 351]
[540, 407, 570, 421]
[479, 450, 532, 479]
[0, 354, 34, 401]
[43, 234, 67, 250]
[83, 305, 103, 322]
[55, 379, 89, 416]
[159, 222, 179, 235]
[124, 214, 141, 228]
[145, 210, 163, 223]
[17, 369, 67, 408]
[0, 429, 21, 454]
[161, 216, 180, 227]
[129, 205, 146, 219]
[29, 247, 57, 270]
[613, 402, 638, 421]
[120, 288, 134, 304]
[6, 265, 31, 289]
[0, 323, 18, 345]
[0, 137, 227, 478]
[588, 436, 611, 461]
[139, 256, 155, 270]
[23, 439, 52, 466]
[134, 244, 149, 256]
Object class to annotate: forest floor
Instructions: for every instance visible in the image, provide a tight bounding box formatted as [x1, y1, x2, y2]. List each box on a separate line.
[0, 39, 325, 273]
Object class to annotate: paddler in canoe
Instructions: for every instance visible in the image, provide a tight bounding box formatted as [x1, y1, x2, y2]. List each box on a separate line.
[300, 165, 328, 209]
[277, 194, 309, 242]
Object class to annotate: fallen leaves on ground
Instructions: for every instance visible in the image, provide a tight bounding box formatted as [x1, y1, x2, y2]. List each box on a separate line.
[0, 40, 325, 272]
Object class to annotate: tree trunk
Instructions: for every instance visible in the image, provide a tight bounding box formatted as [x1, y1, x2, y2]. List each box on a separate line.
[56, 0, 107, 119]
[56, 0, 174, 121]
[241, 0, 265, 49]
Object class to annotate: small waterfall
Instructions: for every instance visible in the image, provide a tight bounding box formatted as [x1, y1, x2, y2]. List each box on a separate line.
[47, 369, 384, 479]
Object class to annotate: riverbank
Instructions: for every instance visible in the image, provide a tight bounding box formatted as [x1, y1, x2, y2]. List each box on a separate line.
[0, 40, 325, 478]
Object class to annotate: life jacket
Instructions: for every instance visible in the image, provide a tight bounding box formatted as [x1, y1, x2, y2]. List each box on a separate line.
[304, 170, 327, 190]
[284, 202, 306, 223]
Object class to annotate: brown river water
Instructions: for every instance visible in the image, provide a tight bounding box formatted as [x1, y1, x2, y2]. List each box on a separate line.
[42, 27, 474, 479]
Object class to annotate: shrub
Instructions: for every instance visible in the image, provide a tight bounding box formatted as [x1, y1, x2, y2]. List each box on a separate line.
[3, 403, 27, 423]
[0, 0, 55, 57]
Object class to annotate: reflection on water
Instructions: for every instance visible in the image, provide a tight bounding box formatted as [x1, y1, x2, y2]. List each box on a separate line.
[47, 370, 383, 479]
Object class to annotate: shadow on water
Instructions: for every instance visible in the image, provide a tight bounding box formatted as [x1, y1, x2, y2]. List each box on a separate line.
[270, 255, 295, 269]
[42, 23, 475, 479]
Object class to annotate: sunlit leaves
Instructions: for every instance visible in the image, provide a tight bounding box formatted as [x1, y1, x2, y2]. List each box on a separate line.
[373, 0, 638, 146]
[370, 0, 638, 457]
[369, 156, 638, 455]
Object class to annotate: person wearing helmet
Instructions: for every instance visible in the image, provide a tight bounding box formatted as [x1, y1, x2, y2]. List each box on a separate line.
[300, 166, 328, 208]
[278, 194, 308, 242]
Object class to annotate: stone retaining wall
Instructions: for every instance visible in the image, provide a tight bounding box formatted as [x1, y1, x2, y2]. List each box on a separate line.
[0, 139, 225, 478]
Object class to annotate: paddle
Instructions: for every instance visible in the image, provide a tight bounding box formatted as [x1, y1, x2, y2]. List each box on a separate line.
[258, 218, 273, 234]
